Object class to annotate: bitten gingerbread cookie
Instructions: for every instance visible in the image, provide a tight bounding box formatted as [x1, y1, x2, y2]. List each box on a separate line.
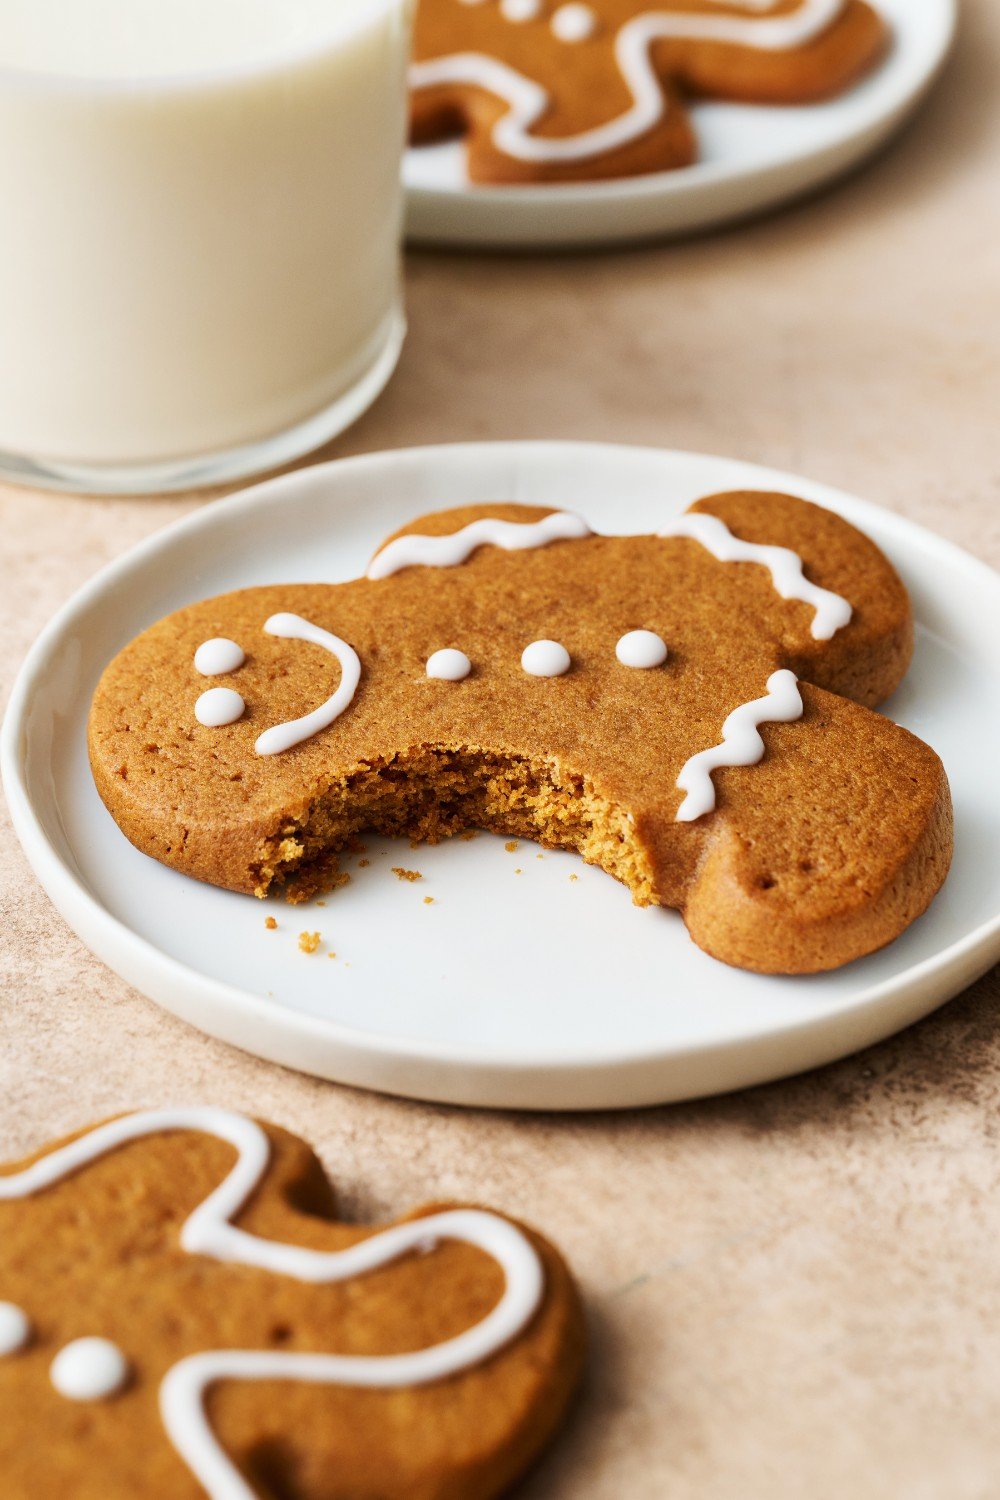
[410, 0, 888, 183]
[0, 1108, 584, 1499]
[89, 491, 952, 974]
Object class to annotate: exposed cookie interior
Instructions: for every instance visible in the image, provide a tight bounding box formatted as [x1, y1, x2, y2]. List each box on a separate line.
[252, 747, 655, 905]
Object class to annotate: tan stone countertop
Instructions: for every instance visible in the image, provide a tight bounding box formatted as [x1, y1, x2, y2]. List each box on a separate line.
[1, 3, 998, 1493]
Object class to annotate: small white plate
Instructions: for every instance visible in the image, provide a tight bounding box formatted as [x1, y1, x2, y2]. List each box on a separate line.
[404, 0, 955, 247]
[3, 442, 998, 1110]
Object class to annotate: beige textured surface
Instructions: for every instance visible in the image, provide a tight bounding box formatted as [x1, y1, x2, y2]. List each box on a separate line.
[1, 4, 999, 1494]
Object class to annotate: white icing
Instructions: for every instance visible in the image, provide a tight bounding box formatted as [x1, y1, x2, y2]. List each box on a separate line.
[616, 629, 667, 668]
[521, 639, 570, 677]
[0, 1108, 543, 1500]
[194, 638, 245, 677]
[50, 1337, 129, 1401]
[255, 614, 362, 757]
[367, 511, 591, 580]
[409, 0, 845, 163]
[426, 648, 472, 681]
[0, 1302, 31, 1355]
[501, 0, 541, 21]
[551, 3, 597, 41]
[675, 668, 803, 821]
[659, 512, 852, 641]
[195, 687, 245, 728]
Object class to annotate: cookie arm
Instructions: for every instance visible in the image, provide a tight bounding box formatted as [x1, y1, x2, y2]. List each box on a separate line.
[680, 683, 952, 974]
[688, 490, 914, 707]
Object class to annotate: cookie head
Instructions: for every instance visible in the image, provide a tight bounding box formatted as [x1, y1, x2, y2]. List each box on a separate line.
[89, 491, 952, 974]
[0, 1109, 584, 1499]
[410, 0, 889, 183]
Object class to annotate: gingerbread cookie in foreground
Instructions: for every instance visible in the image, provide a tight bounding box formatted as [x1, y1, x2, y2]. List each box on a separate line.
[0, 1107, 584, 1499]
[89, 491, 952, 974]
[410, 0, 888, 184]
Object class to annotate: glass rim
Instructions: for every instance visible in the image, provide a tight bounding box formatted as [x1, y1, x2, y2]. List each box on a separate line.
[0, 0, 407, 97]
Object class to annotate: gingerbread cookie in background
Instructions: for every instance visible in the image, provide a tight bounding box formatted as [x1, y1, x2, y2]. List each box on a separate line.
[409, 0, 888, 184]
[0, 1108, 584, 1499]
[89, 490, 952, 976]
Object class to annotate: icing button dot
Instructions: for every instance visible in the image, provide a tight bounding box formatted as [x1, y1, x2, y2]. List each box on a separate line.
[50, 1337, 129, 1401]
[194, 638, 245, 676]
[426, 649, 472, 681]
[195, 687, 245, 728]
[0, 1302, 31, 1356]
[616, 630, 668, 668]
[521, 640, 571, 677]
[551, 2, 597, 40]
[501, 0, 542, 19]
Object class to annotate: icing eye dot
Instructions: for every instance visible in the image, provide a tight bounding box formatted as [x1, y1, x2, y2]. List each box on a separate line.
[501, 0, 541, 18]
[521, 640, 571, 677]
[426, 649, 472, 681]
[50, 1337, 129, 1401]
[194, 638, 245, 676]
[551, 2, 597, 40]
[195, 687, 245, 727]
[0, 1302, 31, 1356]
[616, 630, 668, 668]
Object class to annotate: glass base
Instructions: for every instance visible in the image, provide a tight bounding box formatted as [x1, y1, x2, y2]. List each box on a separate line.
[0, 306, 405, 497]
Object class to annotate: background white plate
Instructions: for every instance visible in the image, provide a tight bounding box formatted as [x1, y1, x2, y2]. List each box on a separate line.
[3, 442, 998, 1110]
[404, 0, 955, 247]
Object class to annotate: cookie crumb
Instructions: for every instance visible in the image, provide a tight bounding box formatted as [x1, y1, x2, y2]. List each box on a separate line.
[569, 874, 578, 883]
[358, 858, 370, 868]
[536, 853, 544, 860]
[328, 951, 337, 959]
[459, 830, 478, 842]
[504, 841, 518, 853]
[423, 896, 434, 905]
[315, 900, 326, 908]
[298, 931, 321, 954]
[264, 916, 278, 930]
[514, 867, 522, 875]
[392, 867, 422, 882]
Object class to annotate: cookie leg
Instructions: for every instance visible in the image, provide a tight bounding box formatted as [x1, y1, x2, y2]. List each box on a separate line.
[409, 80, 697, 185]
[681, 684, 953, 974]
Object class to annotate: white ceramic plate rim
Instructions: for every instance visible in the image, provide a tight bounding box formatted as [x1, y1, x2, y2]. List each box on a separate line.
[403, 0, 956, 244]
[3, 441, 998, 1104]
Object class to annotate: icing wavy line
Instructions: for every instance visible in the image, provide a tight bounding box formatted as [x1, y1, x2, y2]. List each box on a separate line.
[675, 668, 803, 821]
[367, 509, 592, 579]
[255, 613, 362, 756]
[410, 0, 846, 164]
[660, 512, 852, 640]
[0, 1108, 543, 1500]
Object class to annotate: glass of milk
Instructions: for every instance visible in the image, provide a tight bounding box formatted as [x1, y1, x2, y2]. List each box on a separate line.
[0, 0, 412, 493]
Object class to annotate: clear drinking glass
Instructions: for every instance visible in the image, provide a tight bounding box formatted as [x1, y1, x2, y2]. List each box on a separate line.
[0, 0, 412, 494]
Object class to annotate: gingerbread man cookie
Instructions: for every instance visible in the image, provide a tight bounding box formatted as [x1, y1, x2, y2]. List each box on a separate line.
[89, 491, 952, 974]
[410, 0, 888, 183]
[0, 1108, 584, 1498]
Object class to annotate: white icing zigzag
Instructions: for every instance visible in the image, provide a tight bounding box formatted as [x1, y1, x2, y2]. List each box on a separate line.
[410, 0, 846, 165]
[367, 507, 851, 642]
[660, 512, 852, 641]
[0, 1108, 544, 1500]
[675, 668, 804, 821]
[368, 509, 592, 579]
